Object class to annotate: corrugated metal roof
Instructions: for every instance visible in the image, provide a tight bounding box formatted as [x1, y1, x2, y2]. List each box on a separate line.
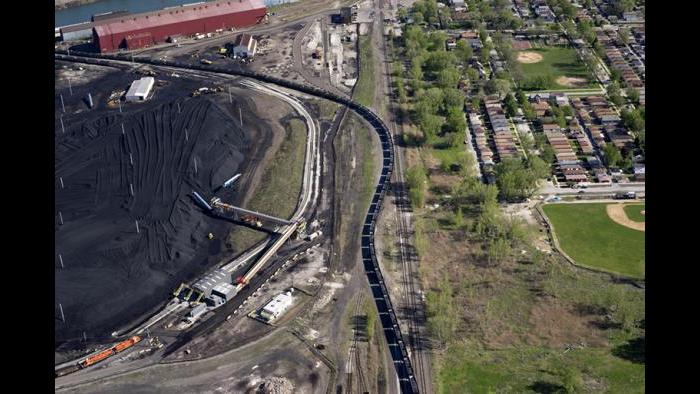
[126, 77, 155, 98]
[94, 0, 265, 37]
[60, 22, 94, 34]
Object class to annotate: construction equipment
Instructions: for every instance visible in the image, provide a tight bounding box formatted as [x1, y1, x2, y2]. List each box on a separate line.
[241, 214, 263, 228]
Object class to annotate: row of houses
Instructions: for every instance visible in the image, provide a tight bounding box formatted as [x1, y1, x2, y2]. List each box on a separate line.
[570, 95, 636, 153]
[513, 0, 531, 19]
[544, 128, 589, 183]
[468, 112, 495, 166]
[484, 97, 521, 161]
[531, 0, 555, 22]
[596, 29, 644, 87]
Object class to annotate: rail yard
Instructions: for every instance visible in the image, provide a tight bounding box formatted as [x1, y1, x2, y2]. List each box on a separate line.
[56, 0, 644, 392]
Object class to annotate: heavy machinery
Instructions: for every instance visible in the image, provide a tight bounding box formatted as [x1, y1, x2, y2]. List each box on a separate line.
[241, 214, 263, 228]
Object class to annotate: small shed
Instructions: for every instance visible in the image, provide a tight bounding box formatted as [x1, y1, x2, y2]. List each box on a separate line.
[125, 77, 155, 102]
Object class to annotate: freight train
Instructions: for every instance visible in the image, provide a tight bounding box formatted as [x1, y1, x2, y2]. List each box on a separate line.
[55, 336, 142, 378]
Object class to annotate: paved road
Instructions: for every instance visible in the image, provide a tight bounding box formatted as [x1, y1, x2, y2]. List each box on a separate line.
[539, 182, 645, 196]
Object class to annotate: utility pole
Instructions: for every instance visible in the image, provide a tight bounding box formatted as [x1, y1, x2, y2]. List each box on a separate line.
[177, 102, 181, 114]
[59, 303, 65, 323]
[135, 220, 140, 234]
[185, 128, 188, 141]
[121, 123, 125, 135]
[118, 99, 122, 113]
[58, 211, 64, 225]
[67, 78, 73, 95]
[129, 183, 134, 196]
[129, 153, 133, 166]
[83, 331, 87, 342]
[194, 157, 198, 174]
[59, 176, 64, 189]
[58, 253, 64, 269]
[239, 107, 243, 127]
[60, 94, 66, 113]
[228, 86, 232, 103]
[59, 115, 65, 134]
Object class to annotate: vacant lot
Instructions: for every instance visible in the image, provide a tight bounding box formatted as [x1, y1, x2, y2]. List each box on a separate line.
[623, 204, 645, 222]
[517, 46, 594, 90]
[542, 203, 645, 278]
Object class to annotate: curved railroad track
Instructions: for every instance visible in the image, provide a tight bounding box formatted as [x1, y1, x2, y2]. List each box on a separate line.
[55, 50, 420, 393]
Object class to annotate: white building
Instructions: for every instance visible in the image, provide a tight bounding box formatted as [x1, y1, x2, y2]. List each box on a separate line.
[125, 77, 154, 102]
[233, 34, 257, 58]
[260, 291, 293, 322]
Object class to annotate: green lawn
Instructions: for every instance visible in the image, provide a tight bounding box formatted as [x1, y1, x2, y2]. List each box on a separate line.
[437, 343, 644, 394]
[623, 204, 645, 222]
[517, 46, 595, 90]
[542, 203, 645, 278]
[354, 36, 376, 107]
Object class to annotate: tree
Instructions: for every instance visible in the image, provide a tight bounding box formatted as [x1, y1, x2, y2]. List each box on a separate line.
[626, 87, 640, 105]
[455, 40, 473, 65]
[406, 164, 428, 208]
[486, 237, 511, 265]
[453, 206, 464, 228]
[443, 88, 465, 111]
[558, 366, 584, 393]
[621, 109, 644, 132]
[528, 156, 551, 179]
[484, 78, 511, 98]
[504, 93, 518, 117]
[607, 81, 624, 107]
[436, 67, 461, 89]
[424, 51, 457, 74]
[603, 144, 622, 168]
[445, 107, 466, 133]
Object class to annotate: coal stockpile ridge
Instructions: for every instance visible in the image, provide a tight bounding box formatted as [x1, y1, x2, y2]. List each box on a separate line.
[55, 97, 250, 347]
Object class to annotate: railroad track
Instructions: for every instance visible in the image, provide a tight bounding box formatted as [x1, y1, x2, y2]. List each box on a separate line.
[55, 50, 419, 393]
[346, 291, 368, 394]
[374, 1, 431, 392]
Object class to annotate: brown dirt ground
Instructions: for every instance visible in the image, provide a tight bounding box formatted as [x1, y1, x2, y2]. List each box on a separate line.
[525, 300, 608, 348]
[555, 76, 588, 87]
[516, 51, 543, 64]
[606, 203, 645, 232]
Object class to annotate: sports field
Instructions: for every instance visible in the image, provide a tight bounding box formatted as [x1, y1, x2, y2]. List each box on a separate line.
[516, 45, 595, 90]
[542, 203, 645, 279]
[623, 204, 645, 222]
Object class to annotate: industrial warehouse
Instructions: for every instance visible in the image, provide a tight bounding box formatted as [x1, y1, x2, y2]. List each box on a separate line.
[92, 0, 268, 52]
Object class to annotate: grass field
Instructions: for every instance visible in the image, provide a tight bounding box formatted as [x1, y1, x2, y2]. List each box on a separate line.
[517, 46, 594, 90]
[229, 118, 306, 251]
[623, 204, 645, 222]
[542, 203, 645, 278]
[355, 36, 377, 107]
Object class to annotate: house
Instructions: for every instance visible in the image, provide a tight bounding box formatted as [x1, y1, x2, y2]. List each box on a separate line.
[446, 38, 457, 50]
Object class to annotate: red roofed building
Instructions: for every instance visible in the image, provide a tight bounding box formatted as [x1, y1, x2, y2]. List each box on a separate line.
[93, 0, 267, 53]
